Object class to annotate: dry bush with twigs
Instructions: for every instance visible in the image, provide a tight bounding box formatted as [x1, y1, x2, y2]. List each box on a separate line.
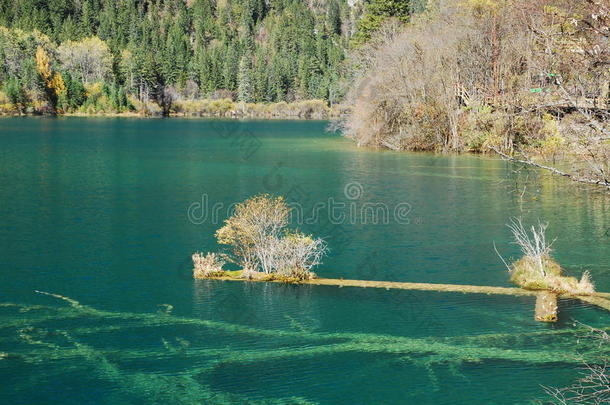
[269, 231, 327, 280]
[216, 194, 291, 273]
[507, 218, 595, 295]
[207, 194, 327, 281]
[171, 98, 334, 119]
[341, 0, 539, 152]
[192, 252, 226, 279]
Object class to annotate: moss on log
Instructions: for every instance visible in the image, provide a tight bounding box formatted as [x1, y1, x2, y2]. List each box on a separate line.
[214, 275, 538, 296]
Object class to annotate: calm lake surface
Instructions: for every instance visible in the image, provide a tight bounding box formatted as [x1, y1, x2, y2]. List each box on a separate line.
[1, 117, 609, 404]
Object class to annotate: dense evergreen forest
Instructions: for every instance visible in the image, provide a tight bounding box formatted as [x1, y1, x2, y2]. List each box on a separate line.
[0, 0, 415, 116]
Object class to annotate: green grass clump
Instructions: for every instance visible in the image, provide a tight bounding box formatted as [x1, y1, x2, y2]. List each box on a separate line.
[223, 270, 243, 278]
[510, 255, 561, 290]
[510, 255, 594, 295]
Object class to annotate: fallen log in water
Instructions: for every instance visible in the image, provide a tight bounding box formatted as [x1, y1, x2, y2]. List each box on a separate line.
[212, 275, 610, 322]
[301, 277, 537, 296]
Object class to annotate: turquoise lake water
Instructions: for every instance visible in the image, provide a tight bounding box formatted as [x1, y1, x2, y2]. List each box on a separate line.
[1, 117, 609, 404]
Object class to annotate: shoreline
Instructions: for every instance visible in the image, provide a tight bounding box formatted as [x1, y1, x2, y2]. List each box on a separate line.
[0, 99, 344, 120]
[0, 112, 337, 120]
[2, 112, 605, 190]
[0, 113, 331, 120]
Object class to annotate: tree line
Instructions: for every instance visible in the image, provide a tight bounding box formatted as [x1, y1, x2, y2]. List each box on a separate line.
[0, 0, 422, 115]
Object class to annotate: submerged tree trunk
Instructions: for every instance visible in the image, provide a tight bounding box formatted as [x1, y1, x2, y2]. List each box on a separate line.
[535, 291, 558, 322]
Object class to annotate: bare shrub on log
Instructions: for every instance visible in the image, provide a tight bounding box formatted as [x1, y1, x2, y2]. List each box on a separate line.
[508, 218, 554, 278]
[272, 232, 327, 280]
[214, 195, 327, 279]
[506, 218, 595, 295]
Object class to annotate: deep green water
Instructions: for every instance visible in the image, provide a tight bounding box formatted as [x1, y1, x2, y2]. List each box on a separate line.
[1, 117, 609, 404]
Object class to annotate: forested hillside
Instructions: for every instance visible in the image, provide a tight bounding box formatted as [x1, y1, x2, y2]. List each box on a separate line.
[0, 0, 361, 115]
[0, 0, 422, 116]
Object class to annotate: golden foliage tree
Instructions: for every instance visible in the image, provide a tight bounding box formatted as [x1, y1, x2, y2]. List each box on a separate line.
[35, 46, 66, 112]
[35, 46, 52, 81]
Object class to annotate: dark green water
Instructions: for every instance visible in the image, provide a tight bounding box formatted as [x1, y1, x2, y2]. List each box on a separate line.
[1, 117, 609, 404]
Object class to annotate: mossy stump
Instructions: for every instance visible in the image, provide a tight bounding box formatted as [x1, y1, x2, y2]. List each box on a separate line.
[535, 291, 558, 322]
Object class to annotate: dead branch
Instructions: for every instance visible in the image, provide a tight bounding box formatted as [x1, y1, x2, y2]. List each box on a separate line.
[489, 146, 610, 189]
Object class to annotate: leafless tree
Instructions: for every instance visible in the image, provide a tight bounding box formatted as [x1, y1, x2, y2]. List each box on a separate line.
[508, 218, 554, 278]
[57, 37, 113, 83]
[339, 0, 610, 189]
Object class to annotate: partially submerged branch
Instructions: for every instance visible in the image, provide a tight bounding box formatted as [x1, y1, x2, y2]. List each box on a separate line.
[544, 326, 610, 404]
[490, 146, 610, 189]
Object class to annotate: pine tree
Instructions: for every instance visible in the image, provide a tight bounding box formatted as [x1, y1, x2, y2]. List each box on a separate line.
[327, 0, 342, 36]
[0, 0, 353, 108]
[353, 0, 413, 45]
[59, 71, 86, 111]
[237, 54, 253, 102]
[3, 77, 29, 113]
[223, 43, 240, 91]
[80, 0, 96, 37]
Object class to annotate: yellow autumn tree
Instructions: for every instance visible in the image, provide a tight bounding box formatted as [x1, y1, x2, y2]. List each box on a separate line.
[35, 46, 66, 112]
[49, 72, 66, 95]
[35, 46, 52, 81]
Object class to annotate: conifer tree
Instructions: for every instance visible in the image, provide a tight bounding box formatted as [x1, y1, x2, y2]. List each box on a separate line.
[237, 54, 253, 102]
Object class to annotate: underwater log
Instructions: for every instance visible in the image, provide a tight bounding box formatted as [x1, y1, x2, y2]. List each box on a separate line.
[535, 291, 558, 322]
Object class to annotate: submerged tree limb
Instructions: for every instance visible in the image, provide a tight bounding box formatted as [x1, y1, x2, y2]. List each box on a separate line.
[489, 147, 610, 189]
[2, 292, 610, 405]
[2, 291, 608, 369]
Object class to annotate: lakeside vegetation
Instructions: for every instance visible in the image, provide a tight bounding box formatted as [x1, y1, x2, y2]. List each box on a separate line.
[1, 3, 609, 401]
[0, 0, 607, 190]
[338, 0, 610, 188]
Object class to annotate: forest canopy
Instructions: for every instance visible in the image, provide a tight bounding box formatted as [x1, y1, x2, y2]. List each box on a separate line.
[0, 0, 411, 115]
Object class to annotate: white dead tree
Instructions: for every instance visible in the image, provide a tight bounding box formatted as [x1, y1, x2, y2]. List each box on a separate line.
[507, 217, 554, 278]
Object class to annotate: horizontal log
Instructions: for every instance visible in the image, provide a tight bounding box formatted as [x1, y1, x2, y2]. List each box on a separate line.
[213, 275, 610, 317]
